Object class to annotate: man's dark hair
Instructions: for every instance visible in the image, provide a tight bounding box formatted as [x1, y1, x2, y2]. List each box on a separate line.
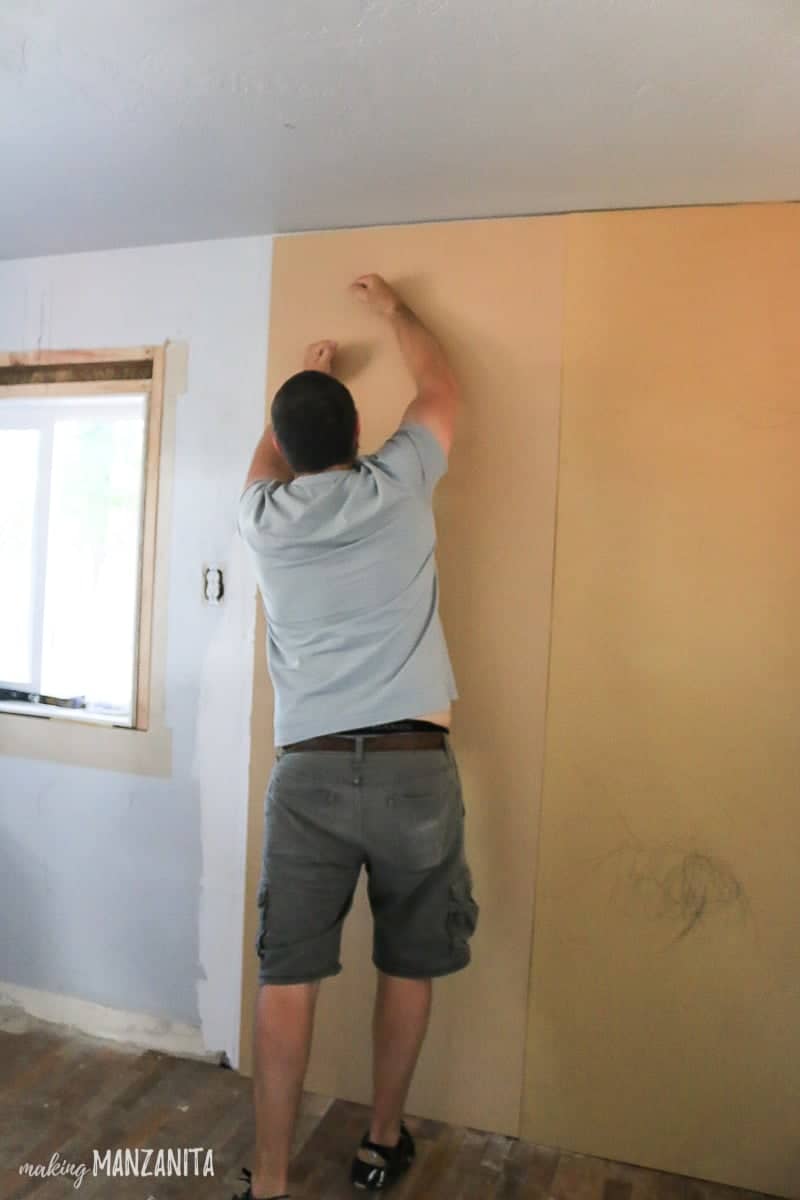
[271, 370, 358, 474]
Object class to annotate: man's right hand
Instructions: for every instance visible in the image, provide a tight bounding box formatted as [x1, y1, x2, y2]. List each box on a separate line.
[349, 273, 400, 317]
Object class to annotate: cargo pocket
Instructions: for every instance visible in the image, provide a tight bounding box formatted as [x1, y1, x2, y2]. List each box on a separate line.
[446, 864, 479, 950]
[255, 881, 270, 959]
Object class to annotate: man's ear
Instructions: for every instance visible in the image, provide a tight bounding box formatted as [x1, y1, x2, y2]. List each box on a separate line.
[271, 430, 282, 455]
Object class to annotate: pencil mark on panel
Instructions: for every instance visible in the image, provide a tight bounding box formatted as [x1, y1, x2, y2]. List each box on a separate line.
[587, 813, 750, 947]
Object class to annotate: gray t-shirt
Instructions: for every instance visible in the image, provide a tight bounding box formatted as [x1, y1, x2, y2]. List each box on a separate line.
[238, 421, 458, 746]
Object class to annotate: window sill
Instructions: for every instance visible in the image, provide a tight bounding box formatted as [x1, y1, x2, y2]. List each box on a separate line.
[0, 707, 172, 776]
[0, 701, 131, 727]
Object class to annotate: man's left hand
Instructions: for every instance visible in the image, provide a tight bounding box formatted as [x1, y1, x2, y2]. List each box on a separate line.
[304, 340, 337, 373]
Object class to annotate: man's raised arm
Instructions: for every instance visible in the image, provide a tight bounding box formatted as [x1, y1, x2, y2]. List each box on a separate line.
[241, 339, 338, 492]
[350, 274, 459, 455]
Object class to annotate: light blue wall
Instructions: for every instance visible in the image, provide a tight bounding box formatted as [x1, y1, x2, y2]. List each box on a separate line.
[0, 236, 272, 1056]
[0, 761, 202, 1020]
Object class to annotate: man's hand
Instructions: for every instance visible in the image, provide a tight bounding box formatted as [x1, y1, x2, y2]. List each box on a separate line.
[303, 339, 337, 373]
[349, 274, 400, 318]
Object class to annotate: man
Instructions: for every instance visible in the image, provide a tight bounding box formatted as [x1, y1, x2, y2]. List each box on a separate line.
[235, 273, 479, 1199]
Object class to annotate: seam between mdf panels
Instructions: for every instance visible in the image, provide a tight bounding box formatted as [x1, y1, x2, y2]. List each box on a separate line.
[515, 214, 571, 1139]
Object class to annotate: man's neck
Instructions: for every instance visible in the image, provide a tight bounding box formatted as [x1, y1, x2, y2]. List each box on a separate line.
[294, 460, 355, 478]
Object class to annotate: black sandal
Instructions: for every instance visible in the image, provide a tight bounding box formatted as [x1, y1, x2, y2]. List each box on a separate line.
[231, 1166, 289, 1200]
[350, 1122, 416, 1191]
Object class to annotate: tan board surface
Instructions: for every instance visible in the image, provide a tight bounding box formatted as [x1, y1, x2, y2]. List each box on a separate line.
[240, 216, 566, 1135]
[523, 204, 800, 1198]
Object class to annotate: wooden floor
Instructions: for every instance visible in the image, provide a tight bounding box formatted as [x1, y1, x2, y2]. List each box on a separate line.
[0, 1022, 774, 1200]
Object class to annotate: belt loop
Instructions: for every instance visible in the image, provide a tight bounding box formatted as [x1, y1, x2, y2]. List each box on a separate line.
[444, 733, 454, 765]
[353, 735, 365, 786]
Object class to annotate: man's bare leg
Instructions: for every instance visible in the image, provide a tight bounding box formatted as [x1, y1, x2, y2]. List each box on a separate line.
[251, 981, 320, 1198]
[368, 972, 433, 1146]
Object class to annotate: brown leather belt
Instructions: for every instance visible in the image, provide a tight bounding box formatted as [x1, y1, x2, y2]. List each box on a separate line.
[279, 731, 447, 753]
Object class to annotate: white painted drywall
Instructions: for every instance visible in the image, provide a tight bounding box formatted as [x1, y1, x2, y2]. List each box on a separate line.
[1, 0, 798, 258]
[0, 236, 272, 1065]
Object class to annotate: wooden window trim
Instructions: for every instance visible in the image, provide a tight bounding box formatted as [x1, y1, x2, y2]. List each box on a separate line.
[135, 346, 164, 730]
[0, 363, 153, 387]
[0, 347, 156, 367]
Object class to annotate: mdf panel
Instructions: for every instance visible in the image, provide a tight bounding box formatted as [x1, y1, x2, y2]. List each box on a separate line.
[240, 217, 565, 1133]
[523, 205, 800, 1197]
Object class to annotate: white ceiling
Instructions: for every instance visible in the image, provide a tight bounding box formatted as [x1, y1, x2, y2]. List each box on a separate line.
[1, 0, 798, 259]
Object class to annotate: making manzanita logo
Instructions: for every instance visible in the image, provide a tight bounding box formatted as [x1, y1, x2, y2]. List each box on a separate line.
[19, 1148, 215, 1189]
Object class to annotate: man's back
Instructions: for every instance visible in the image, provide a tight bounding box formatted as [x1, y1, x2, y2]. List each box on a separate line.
[238, 422, 458, 745]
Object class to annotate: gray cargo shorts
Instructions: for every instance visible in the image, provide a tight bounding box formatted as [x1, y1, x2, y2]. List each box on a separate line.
[254, 735, 479, 985]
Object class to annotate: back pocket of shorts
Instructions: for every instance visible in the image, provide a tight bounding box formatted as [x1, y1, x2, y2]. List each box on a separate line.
[387, 777, 454, 871]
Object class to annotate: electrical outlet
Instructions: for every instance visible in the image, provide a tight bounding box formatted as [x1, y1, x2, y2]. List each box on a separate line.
[203, 566, 224, 605]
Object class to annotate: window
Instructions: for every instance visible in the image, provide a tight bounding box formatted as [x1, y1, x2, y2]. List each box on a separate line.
[0, 348, 165, 729]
